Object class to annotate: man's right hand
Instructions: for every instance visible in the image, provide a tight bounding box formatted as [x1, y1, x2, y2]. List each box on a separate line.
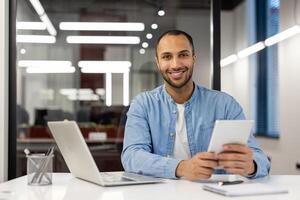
[175, 152, 218, 181]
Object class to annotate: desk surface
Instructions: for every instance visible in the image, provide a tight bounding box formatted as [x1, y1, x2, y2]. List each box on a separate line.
[0, 173, 299, 200]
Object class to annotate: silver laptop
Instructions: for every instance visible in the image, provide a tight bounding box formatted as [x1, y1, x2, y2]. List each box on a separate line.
[48, 121, 164, 186]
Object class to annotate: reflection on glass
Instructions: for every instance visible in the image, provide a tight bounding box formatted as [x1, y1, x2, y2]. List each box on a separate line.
[15, 0, 211, 177]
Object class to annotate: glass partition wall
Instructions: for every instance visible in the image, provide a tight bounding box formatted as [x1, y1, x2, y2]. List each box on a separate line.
[14, 0, 213, 176]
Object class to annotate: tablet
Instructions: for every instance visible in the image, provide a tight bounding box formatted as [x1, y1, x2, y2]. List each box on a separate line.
[207, 120, 254, 153]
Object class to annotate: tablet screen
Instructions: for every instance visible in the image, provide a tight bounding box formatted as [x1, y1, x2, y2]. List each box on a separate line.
[207, 120, 254, 153]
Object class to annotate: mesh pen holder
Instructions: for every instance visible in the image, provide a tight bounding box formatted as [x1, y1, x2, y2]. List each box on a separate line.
[27, 154, 54, 186]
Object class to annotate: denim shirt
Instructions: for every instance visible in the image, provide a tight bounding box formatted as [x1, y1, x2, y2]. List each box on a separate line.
[121, 84, 270, 179]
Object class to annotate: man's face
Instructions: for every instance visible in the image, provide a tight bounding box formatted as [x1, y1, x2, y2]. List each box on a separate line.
[156, 34, 195, 89]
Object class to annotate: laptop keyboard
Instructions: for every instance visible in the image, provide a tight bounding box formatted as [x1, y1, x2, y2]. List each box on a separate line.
[123, 172, 159, 181]
[100, 172, 161, 182]
[100, 172, 134, 182]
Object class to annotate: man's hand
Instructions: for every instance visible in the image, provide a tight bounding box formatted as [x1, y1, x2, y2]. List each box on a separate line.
[217, 144, 255, 176]
[176, 152, 218, 181]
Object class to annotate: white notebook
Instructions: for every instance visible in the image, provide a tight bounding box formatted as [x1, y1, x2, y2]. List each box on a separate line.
[203, 183, 288, 197]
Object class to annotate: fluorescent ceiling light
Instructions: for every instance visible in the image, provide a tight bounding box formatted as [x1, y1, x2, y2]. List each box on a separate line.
[220, 54, 238, 67]
[219, 25, 300, 68]
[237, 42, 265, 58]
[158, 10, 165, 16]
[139, 48, 146, 54]
[142, 42, 149, 48]
[67, 94, 99, 101]
[81, 66, 130, 73]
[18, 60, 72, 67]
[26, 66, 75, 74]
[60, 88, 93, 96]
[265, 25, 300, 46]
[106, 73, 112, 106]
[59, 22, 145, 31]
[28, 0, 57, 36]
[29, 0, 45, 16]
[123, 71, 129, 106]
[16, 35, 56, 43]
[40, 14, 57, 36]
[16, 22, 46, 30]
[20, 49, 26, 54]
[151, 24, 158, 30]
[78, 61, 131, 68]
[146, 33, 153, 39]
[79, 61, 131, 73]
[60, 88, 100, 101]
[96, 88, 105, 96]
[66, 36, 140, 44]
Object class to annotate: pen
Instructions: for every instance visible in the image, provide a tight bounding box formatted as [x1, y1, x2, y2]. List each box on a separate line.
[218, 180, 244, 186]
[37, 147, 54, 183]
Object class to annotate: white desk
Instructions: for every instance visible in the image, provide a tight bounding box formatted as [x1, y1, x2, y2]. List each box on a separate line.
[0, 173, 299, 200]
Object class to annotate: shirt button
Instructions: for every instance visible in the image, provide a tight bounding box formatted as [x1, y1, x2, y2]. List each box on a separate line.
[172, 110, 176, 114]
[170, 133, 175, 137]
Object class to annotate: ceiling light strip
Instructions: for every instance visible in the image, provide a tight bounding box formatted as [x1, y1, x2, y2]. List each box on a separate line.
[66, 36, 140, 44]
[40, 14, 57, 36]
[220, 54, 238, 68]
[123, 71, 129, 106]
[28, 0, 57, 36]
[29, 0, 45, 15]
[26, 66, 75, 74]
[18, 60, 72, 67]
[59, 22, 145, 31]
[106, 73, 112, 106]
[221, 25, 300, 67]
[237, 42, 265, 59]
[16, 22, 46, 30]
[81, 66, 130, 73]
[265, 25, 300, 46]
[78, 61, 131, 68]
[16, 35, 56, 43]
[60, 88, 93, 96]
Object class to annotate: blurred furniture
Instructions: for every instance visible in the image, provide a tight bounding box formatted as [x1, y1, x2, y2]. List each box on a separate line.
[296, 162, 300, 170]
[17, 139, 123, 177]
[17, 105, 129, 177]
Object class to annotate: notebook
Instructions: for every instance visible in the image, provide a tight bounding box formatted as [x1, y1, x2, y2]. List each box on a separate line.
[202, 183, 288, 197]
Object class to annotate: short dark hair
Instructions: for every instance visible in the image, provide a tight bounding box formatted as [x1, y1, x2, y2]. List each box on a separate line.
[155, 30, 195, 57]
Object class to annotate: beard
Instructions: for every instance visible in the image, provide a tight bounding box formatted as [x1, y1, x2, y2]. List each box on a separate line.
[160, 66, 193, 89]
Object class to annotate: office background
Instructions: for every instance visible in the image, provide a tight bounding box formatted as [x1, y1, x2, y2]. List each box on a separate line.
[0, 0, 9, 182]
[1, 0, 300, 182]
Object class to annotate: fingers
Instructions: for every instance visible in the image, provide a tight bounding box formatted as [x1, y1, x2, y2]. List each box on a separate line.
[198, 159, 218, 168]
[187, 172, 211, 181]
[198, 166, 214, 176]
[183, 153, 218, 180]
[223, 167, 248, 176]
[187, 167, 214, 180]
[196, 152, 218, 160]
[222, 144, 251, 154]
[218, 160, 247, 169]
[185, 149, 254, 180]
[194, 152, 218, 168]
[218, 152, 247, 162]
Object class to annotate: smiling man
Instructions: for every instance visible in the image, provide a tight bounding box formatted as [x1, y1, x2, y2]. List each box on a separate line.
[121, 30, 270, 180]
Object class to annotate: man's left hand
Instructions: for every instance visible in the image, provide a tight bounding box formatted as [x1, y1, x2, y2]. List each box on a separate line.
[217, 144, 255, 176]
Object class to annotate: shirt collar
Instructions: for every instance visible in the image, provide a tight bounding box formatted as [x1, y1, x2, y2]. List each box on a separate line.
[162, 82, 199, 106]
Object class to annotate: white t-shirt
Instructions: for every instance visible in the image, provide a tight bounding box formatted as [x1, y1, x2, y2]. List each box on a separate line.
[172, 103, 191, 160]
